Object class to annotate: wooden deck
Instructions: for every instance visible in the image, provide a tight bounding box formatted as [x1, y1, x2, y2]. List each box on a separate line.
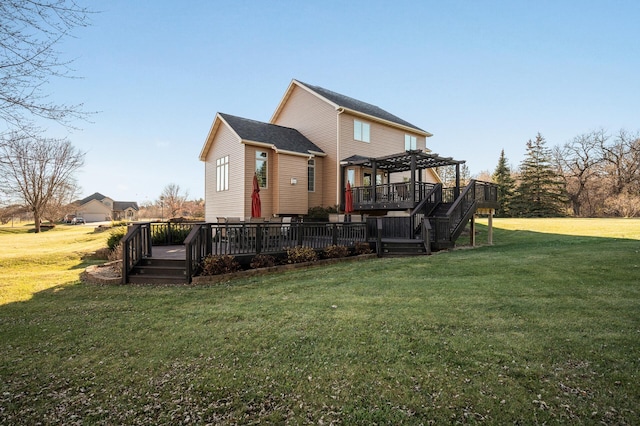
[151, 245, 186, 260]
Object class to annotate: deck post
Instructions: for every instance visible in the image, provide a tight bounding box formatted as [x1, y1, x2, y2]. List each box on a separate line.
[487, 209, 494, 245]
[470, 214, 476, 247]
[455, 163, 461, 199]
[376, 218, 383, 257]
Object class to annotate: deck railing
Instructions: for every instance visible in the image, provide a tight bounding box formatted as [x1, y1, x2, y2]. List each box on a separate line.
[184, 223, 211, 281]
[208, 222, 368, 256]
[352, 182, 436, 207]
[150, 221, 200, 245]
[121, 223, 152, 283]
[365, 180, 499, 251]
[181, 221, 368, 282]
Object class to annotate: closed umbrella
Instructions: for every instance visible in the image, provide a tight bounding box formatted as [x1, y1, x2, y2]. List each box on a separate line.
[251, 174, 261, 218]
[344, 181, 353, 216]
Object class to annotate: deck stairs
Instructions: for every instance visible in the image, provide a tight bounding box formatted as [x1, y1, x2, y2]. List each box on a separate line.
[380, 238, 429, 256]
[127, 258, 188, 284]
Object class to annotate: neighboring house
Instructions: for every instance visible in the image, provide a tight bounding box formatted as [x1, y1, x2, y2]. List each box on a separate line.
[73, 192, 139, 222]
[200, 79, 442, 221]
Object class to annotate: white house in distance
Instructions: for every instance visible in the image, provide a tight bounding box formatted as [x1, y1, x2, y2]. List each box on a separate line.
[199, 79, 441, 221]
[73, 192, 139, 222]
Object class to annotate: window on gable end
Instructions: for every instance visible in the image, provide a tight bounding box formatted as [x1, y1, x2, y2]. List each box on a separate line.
[216, 156, 229, 191]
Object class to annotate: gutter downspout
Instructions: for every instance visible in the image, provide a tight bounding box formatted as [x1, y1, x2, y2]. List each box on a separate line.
[336, 108, 344, 208]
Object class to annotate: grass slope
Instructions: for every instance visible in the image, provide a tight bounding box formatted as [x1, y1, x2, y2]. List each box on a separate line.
[1, 219, 639, 424]
[0, 224, 109, 304]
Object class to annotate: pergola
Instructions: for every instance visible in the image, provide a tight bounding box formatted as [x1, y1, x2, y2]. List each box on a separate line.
[340, 150, 466, 208]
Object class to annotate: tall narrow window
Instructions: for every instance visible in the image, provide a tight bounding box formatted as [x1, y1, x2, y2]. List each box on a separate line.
[256, 151, 267, 188]
[354, 119, 370, 143]
[347, 168, 355, 185]
[405, 134, 417, 151]
[307, 159, 315, 192]
[216, 156, 229, 191]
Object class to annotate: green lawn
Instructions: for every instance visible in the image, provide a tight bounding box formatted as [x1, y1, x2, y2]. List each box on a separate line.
[1, 219, 639, 424]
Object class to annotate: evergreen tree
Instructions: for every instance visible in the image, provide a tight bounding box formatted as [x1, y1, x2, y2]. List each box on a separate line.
[492, 149, 516, 217]
[512, 133, 567, 217]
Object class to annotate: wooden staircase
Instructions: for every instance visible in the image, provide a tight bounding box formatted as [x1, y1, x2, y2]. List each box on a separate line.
[380, 238, 429, 256]
[128, 258, 188, 284]
[369, 180, 499, 256]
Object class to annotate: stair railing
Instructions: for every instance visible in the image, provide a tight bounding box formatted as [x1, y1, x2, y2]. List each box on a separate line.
[184, 223, 211, 283]
[121, 223, 152, 283]
[410, 183, 442, 237]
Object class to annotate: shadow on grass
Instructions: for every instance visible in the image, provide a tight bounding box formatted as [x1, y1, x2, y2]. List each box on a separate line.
[1, 223, 638, 424]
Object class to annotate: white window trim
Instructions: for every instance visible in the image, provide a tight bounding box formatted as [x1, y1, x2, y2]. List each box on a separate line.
[405, 134, 417, 151]
[256, 151, 268, 188]
[354, 119, 370, 143]
[307, 159, 315, 192]
[216, 156, 229, 192]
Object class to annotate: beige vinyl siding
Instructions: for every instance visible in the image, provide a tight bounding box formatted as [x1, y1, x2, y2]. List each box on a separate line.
[275, 153, 309, 215]
[307, 156, 323, 208]
[203, 122, 245, 221]
[271, 85, 337, 208]
[338, 113, 438, 187]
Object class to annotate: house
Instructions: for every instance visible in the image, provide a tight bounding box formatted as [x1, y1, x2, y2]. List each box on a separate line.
[73, 192, 139, 222]
[200, 79, 442, 221]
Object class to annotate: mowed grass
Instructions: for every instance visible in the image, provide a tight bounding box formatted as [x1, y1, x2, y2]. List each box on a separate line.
[1, 219, 639, 424]
[0, 224, 110, 304]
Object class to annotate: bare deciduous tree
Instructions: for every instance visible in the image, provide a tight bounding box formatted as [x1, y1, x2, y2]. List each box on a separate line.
[553, 130, 607, 216]
[0, 131, 85, 232]
[159, 183, 189, 219]
[0, 0, 92, 130]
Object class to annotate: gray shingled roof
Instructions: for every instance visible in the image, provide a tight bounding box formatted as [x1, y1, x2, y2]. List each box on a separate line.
[220, 113, 324, 155]
[113, 201, 139, 211]
[77, 192, 108, 205]
[297, 81, 426, 133]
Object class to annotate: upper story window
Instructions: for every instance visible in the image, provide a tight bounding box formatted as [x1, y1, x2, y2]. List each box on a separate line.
[354, 119, 370, 143]
[405, 134, 417, 151]
[256, 151, 268, 188]
[307, 159, 315, 192]
[216, 156, 229, 191]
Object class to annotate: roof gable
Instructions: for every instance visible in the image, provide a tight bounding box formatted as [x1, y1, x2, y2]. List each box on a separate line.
[77, 192, 109, 205]
[113, 201, 139, 211]
[272, 79, 431, 136]
[201, 113, 325, 160]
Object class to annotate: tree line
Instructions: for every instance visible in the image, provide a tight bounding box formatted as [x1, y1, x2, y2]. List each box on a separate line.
[492, 130, 640, 218]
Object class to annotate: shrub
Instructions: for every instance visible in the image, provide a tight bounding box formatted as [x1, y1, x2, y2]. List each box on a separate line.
[151, 225, 192, 245]
[250, 254, 277, 269]
[305, 205, 337, 221]
[201, 255, 241, 275]
[107, 226, 127, 250]
[354, 242, 373, 255]
[111, 220, 129, 227]
[286, 246, 318, 264]
[323, 244, 349, 259]
[108, 243, 123, 262]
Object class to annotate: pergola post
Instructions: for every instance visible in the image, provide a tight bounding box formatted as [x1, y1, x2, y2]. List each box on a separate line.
[410, 152, 417, 204]
[371, 159, 377, 203]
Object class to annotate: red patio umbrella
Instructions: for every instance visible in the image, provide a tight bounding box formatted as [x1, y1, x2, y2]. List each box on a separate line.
[251, 174, 261, 218]
[344, 181, 354, 215]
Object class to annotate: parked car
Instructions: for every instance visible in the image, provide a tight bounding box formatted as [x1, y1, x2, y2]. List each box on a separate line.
[72, 217, 85, 225]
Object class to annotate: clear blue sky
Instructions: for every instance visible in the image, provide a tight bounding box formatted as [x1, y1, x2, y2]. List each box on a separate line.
[47, 0, 639, 204]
